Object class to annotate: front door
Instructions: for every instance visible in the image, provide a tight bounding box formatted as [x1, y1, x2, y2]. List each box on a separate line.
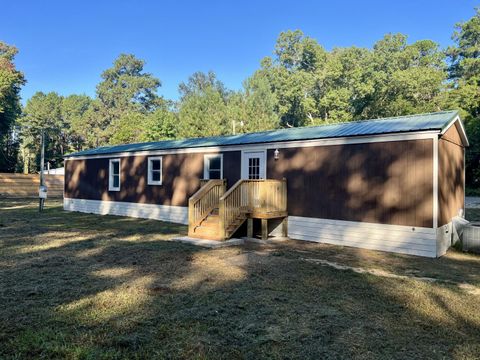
[241, 151, 266, 179]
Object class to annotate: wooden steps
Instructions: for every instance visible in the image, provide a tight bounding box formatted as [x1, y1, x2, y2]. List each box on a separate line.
[189, 210, 247, 240]
[188, 179, 287, 242]
[190, 210, 223, 240]
[225, 214, 247, 239]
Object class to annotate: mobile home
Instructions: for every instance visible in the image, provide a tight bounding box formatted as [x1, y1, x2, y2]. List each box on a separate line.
[64, 110, 468, 257]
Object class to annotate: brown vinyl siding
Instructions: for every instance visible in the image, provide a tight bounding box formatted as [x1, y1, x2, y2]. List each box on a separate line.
[66, 139, 441, 228]
[65, 151, 241, 206]
[267, 139, 434, 228]
[438, 124, 465, 226]
[222, 151, 241, 187]
[441, 122, 464, 147]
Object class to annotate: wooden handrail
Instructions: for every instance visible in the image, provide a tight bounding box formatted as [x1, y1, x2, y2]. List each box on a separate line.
[189, 179, 225, 204]
[188, 179, 226, 234]
[218, 179, 243, 201]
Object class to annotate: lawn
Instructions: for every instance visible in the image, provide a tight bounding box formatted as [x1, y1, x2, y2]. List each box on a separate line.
[1, 199, 480, 359]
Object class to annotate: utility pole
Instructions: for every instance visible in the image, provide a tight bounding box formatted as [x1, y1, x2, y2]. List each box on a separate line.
[39, 130, 45, 212]
[232, 120, 244, 135]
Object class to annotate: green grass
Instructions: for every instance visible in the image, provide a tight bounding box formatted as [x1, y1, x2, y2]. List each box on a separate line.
[1, 199, 480, 359]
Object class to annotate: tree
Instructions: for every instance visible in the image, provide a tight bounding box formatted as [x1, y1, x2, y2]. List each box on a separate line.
[244, 74, 280, 131]
[142, 106, 178, 141]
[177, 71, 278, 137]
[61, 94, 92, 151]
[74, 99, 112, 149]
[0, 41, 25, 172]
[362, 34, 446, 118]
[447, 8, 480, 82]
[178, 82, 229, 138]
[109, 112, 149, 145]
[229, 75, 279, 132]
[256, 31, 447, 128]
[18, 92, 65, 172]
[255, 30, 325, 127]
[315, 46, 373, 123]
[274, 29, 326, 72]
[178, 71, 229, 101]
[97, 54, 161, 114]
[95, 54, 163, 143]
[446, 8, 480, 189]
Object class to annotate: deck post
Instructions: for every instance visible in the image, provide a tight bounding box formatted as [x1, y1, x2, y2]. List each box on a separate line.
[219, 199, 226, 240]
[247, 218, 253, 238]
[261, 219, 268, 240]
[281, 217, 288, 237]
[188, 198, 194, 237]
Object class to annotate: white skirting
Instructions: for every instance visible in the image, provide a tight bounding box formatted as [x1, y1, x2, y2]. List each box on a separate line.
[436, 222, 453, 257]
[287, 216, 438, 258]
[63, 198, 188, 225]
[64, 198, 440, 257]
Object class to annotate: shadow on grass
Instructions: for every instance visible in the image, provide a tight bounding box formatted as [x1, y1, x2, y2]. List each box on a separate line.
[1, 199, 480, 358]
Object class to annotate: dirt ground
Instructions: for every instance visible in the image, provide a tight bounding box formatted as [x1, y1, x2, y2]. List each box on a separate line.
[1, 198, 480, 359]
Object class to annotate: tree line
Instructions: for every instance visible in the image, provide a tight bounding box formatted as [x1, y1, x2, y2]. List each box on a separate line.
[0, 8, 479, 190]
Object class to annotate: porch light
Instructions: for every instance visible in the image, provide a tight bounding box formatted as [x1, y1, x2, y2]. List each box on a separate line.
[274, 149, 280, 160]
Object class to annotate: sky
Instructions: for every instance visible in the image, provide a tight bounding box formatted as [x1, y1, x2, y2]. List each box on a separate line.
[2, 0, 478, 103]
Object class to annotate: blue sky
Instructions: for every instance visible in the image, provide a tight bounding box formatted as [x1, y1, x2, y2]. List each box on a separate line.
[2, 0, 478, 103]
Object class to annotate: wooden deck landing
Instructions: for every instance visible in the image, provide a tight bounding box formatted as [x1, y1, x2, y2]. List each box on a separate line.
[188, 179, 287, 241]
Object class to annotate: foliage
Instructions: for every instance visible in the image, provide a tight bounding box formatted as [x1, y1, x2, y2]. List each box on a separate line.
[61, 94, 92, 151]
[109, 112, 149, 145]
[253, 31, 447, 127]
[178, 70, 229, 101]
[178, 83, 229, 138]
[231, 75, 279, 132]
[363, 35, 446, 118]
[0, 42, 25, 172]
[96, 54, 162, 116]
[250, 30, 324, 127]
[141, 106, 178, 141]
[176, 71, 279, 137]
[18, 92, 65, 171]
[446, 8, 480, 188]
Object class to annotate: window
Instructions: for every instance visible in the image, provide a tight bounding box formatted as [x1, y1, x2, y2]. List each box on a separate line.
[248, 157, 260, 179]
[204, 154, 223, 180]
[148, 157, 163, 185]
[109, 159, 121, 191]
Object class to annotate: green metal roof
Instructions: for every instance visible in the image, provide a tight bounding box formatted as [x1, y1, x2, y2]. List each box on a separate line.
[65, 110, 460, 158]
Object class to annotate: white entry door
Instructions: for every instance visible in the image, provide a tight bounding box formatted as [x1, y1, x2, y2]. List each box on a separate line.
[241, 150, 266, 179]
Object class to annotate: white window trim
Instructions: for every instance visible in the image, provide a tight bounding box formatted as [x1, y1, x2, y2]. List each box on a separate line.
[203, 154, 223, 180]
[109, 158, 121, 191]
[148, 156, 163, 185]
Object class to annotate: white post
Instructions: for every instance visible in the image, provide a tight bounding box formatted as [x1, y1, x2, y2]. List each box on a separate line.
[39, 131, 45, 212]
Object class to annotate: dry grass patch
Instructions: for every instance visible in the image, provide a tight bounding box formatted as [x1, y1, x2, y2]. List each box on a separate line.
[1, 198, 480, 359]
